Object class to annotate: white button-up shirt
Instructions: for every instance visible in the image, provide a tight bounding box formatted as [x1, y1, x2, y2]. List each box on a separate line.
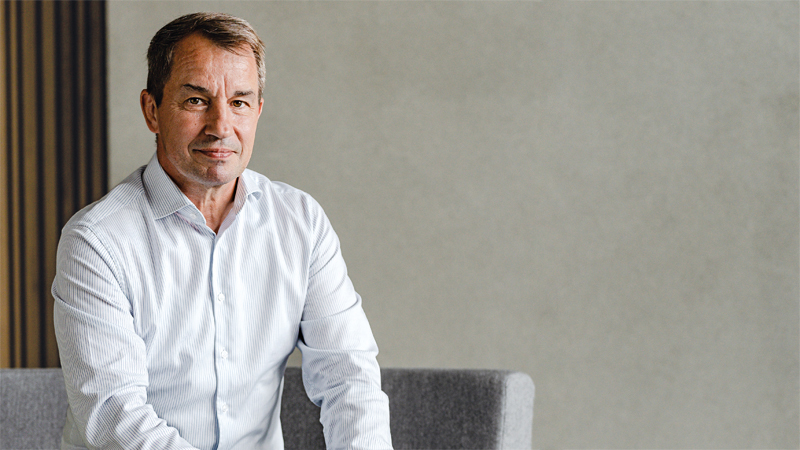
[53, 155, 392, 450]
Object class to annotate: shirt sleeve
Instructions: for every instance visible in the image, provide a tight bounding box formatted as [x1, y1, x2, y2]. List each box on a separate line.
[52, 224, 199, 450]
[297, 202, 393, 450]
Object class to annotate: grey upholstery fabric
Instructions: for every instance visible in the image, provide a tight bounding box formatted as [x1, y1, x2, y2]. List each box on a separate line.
[1, 369, 69, 450]
[1, 367, 534, 450]
[383, 369, 533, 449]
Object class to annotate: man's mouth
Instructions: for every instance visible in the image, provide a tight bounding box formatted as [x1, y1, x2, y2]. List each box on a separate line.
[194, 148, 235, 159]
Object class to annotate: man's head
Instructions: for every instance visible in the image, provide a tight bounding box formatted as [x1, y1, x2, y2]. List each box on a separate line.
[140, 13, 265, 196]
[146, 12, 266, 105]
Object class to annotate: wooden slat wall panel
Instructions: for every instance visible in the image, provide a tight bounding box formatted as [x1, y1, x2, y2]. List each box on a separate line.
[40, 1, 59, 367]
[6, 0, 23, 368]
[73, 1, 88, 211]
[1, 0, 108, 368]
[0, 0, 10, 368]
[88, 4, 107, 203]
[21, 0, 42, 369]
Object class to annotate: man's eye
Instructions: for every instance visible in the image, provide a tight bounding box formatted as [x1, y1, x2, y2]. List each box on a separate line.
[187, 98, 203, 105]
[232, 100, 246, 108]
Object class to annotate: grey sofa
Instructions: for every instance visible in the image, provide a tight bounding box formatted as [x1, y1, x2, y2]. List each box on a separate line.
[1, 367, 534, 450]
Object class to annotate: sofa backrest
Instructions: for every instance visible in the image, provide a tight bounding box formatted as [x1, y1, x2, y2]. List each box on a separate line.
[1, 367, 534, 449]
[0, 368, 68, 450]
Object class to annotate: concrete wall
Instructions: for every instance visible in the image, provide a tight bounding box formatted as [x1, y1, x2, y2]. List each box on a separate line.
[107, 2, 799, 448]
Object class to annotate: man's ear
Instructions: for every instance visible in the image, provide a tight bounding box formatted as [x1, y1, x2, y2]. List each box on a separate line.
[140, 90, 160, 134]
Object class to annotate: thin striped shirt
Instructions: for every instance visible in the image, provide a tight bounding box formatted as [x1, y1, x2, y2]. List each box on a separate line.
[52, 155, 392, 450]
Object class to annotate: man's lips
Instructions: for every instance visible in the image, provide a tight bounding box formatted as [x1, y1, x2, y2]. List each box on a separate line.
[194, 148, 235, 159]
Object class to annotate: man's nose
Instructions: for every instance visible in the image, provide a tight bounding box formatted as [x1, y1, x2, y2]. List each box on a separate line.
[204, 102, 234, 138]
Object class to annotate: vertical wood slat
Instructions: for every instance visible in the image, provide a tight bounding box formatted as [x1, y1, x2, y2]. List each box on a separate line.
[89, 3, 107, 203]
[7, 0, 23, 368]
[0, 0, 10, 368]
[40, 0, 59, 368]
[57, 1, 74, 229]
[21, 0, 41, 368]
[1, 0, 108, 368]
[73, 1, 87, 210]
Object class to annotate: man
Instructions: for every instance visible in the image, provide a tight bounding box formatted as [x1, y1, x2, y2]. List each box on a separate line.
[53, 12, 392, 450]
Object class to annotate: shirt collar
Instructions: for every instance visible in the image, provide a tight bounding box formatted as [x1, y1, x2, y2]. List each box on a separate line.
[230, 168, 263, 216]
[143, 154, 194, 220]
[142, 153, 263, 221]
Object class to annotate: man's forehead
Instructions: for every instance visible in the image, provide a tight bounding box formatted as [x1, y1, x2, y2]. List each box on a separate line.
[172, 33, 254, 65]
[166, 34, 259, 90]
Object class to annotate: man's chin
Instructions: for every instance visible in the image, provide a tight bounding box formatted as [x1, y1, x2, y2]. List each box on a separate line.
[195, 168, 242, 188]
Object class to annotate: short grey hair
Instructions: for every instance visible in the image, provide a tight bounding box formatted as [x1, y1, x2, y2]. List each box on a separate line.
[146, 12, 266, 105]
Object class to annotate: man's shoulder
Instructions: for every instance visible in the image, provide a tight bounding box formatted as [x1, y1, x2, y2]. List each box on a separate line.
[63, 166, 149, 233]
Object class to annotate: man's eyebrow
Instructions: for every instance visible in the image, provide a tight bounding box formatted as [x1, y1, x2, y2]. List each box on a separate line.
[181, 84, 211, 95]
[180, 84, 255, 98]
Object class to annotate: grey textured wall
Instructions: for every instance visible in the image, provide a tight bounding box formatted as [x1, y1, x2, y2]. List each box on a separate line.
[107, 2, 799, 449]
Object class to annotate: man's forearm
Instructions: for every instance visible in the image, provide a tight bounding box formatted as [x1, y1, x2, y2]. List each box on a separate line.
[298, 299, 393, 450]
[55, 296, 199, 450]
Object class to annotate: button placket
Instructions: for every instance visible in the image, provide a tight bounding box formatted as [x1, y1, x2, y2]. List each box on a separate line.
[211, 237, 233, 428]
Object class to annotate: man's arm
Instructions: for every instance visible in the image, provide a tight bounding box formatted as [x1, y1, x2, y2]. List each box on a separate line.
[297, 204, 393, 450]
[53, 225, 198, 450]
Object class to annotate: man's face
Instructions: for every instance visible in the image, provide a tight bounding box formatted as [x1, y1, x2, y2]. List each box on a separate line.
[141, 33, 263, 194]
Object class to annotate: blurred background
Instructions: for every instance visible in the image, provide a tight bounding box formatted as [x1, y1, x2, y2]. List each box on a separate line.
[2, 1, 798, 449]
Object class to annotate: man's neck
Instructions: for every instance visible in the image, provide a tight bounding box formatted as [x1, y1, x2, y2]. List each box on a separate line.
[183, 179, 238, 233]
[155, 151, 240, 233]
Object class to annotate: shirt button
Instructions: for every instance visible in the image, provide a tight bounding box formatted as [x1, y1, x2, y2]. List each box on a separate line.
[217, 293, 225, 302]
[220, 349, 228, 359]
[219, 402, 229, 413]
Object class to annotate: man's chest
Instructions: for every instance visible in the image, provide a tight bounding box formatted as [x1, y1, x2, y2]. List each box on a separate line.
[110, 212, 312, 366]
